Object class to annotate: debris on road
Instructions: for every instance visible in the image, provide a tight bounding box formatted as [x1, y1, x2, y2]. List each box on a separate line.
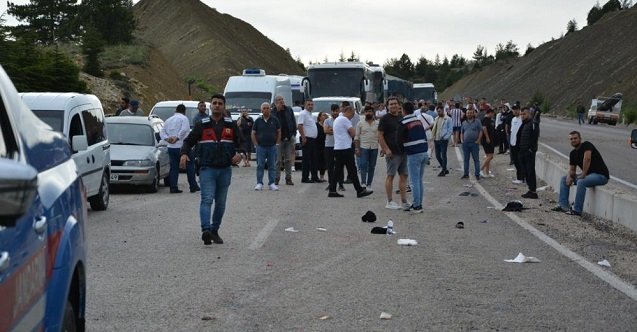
[284, 227, 299, 233]
[379, 312, 392, 320]
[597, 259, 611, 267]
[536, 185, 552, 192]
[463, 184, 473, 188]
[201, 316, 215, 321]
[507, 168, 515, 171]
[316, 227, 327, 232]
[397, 239, 418, 246]
[480, 220, 488, 223]
[504, 252, 541, 263]
[459, 192, 479, 197]
[502, 200, 525, 212]
[361, 210, 377, 222]
[319, 315, 331, 320]
[455, 222, 465, 229]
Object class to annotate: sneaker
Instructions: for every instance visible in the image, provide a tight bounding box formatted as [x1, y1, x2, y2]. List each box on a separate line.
[292, 166, 296, 172]
[480, 171, 487, 177]
[437, 170, 446, 177]
[461, 175, 469, 179]
[521, 191, 538, 199]
[444, 169, 449, 174]
[475, 175, 480, 181]
[210, 230, 224, 244]
[275, 177, 280, 185]
[410, 206, 424, 214]
[328, 192, 344, 198]
[402, 202, 412, 210]
[190, 186, 201, 193]
[488, 173, 495, 178]
[512, 180, 524, 184]
[565, 209, 582, 216]
[356, 189, 373, 198]
[551, 206, 567, 212]
[285, 178, 294, 185]
[201, 230, 212, 245]
[385, 201, 401, 210]
[403, 204, 414, 212]
[269, 183, 279, 191]
[254, 183, 263, 191]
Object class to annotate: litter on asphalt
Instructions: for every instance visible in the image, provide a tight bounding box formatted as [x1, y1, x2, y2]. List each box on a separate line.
[505, 252, 541, 263]
[597, 259, 611, 267]
[284, 227, 299, 233]
[397, 239, 418, 246]
[380, 312, 392, 320]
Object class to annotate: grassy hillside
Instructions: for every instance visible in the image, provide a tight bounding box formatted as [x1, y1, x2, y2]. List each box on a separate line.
[442, 7, 637, 114]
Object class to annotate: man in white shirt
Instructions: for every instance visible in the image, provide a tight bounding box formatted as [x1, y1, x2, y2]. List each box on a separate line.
[160, 104, 199, 193]
[509, 105, 525, 184]
[327, 106, 373, 198]
[297, 99, 321, 183]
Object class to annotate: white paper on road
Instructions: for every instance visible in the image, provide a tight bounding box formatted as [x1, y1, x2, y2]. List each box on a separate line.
[504, 252, 541, 263]
[536, 185, 552, 192]
[284, 227, 299, 233]
[597, 259, 611, 267]
[397, 239, 418, 246]
[507, 168, 515, 171]
[316, 227, 327, 232]
[379, 312, 392, 320]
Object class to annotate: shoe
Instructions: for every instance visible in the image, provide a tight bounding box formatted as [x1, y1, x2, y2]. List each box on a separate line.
[301, 179, 315, 183]
[344, 178, 352, 184]
[402, 202, 411, 210]
[338, 185, 346, 192]
[285, 178, 294, 185]
[269, 183, 279, 191]
[410, 206, 423, 214]
[275, 177, 280, 185]
[551, 206, 567, 212]
[512, 180, 524, 184]
[190, 187, 201, 193]
[565, 209, 582, 216]
[475, 175, 480, 181]
[480, 171, 487, 177]
[385, 201, 402, 210]
[444, 169, 449, 174]
[437, 170, 446, 177]
[395, 186, 412, 194]
[254, 183, 263, 191]
[356, 189, 373, 198]
[292, 166, 296, 172]
[461, 175, 469, 179]
[488, 174, 495, 178]
[201, 230, 212, 245]
[521, 191, 538, 199]
[403, 204, 414, 212]
[312, 179, 325, 183]
[210, 231, 223, 244]
[328, 192, 344, 197]
[170, 189, 183, 194]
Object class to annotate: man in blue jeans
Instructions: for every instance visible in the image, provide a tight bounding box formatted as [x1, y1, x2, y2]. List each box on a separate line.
[398, 102, 428, 213]
[460, 107, 483, 180]
[552, 131, 609, 216]
[180, 94, 242, 245]
[160, 104, 199, 193]
[431, 105, 453, 176]
[252, 102, 281, 191]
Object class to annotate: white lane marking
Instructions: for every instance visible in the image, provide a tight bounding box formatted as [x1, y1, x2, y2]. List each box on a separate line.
[539, 142, 637, 191]
[454, 146, 637, 301]
[248, 219, 279, 250]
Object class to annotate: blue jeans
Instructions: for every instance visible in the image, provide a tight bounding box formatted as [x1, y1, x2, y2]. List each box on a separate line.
[462, 142, 480, 177]
[358, 148, 378, 186]
[256, 145, 277, 185]
[168, 147, 197, 191]
[577, 113, 585, 125]
[559, 173, 609, 213]
[407, 152, 428, 207]
[434, 140, 449, 170]
[199, 167, 232, 232]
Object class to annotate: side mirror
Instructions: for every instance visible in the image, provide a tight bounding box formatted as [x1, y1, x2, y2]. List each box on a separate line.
[72, 135, 88, 152]
[363, 79, 371, 92]
[383, 79, 388, 91]
[0, 158, 38, 227]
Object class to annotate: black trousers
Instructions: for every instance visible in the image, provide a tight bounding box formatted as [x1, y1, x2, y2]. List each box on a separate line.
[510, 145, 524, 181]
[329, 148, 363, 193]
[325, 147, 343, 186]
[301, 137, 318, 181]
[518, 150, 536, 192]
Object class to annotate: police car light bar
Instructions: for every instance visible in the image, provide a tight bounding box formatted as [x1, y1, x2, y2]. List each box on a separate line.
[243, 68, 266, 76]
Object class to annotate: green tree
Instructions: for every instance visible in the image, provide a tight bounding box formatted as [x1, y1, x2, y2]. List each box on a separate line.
[587, 2, 603, 25]
[566, 19, 578, 34]
[524, 43, 535, 56]
[81, 27, 105, 77]
[495, 40, 519, 61]
[347, 51, 359, 62]
[7, 0, 80, 44]
[78, 0, 135, 45]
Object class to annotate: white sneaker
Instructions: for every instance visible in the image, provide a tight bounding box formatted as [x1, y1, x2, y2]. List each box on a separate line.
[254, 183, 263, 191]
[292, 166, 296, 172]
[512, 180, 523, 184]
[269, 183, 279, 191]
[385, 201, 401, 210]
[480, 171, 487, 177]
[488, 173, 495, 178]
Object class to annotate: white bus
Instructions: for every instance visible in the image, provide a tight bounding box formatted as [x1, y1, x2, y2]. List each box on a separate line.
[307, 62, 386, 104]
[224, 69, 293, 117]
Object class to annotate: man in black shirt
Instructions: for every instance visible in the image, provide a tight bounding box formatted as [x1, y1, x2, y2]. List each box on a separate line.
[378, 97, 408, 210]
[271, 96, 297, 185]
[552, 131, 609, 216]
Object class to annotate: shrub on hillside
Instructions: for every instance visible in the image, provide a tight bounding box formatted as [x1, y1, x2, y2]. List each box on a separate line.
[101, 44, 149, 69]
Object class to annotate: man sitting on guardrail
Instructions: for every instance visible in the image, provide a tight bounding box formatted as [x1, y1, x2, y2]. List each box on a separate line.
[552, 131, 609, 216]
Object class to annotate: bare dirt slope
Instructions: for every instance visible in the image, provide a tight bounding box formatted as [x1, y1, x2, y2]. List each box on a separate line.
[442, 8, 637, 111]
[133, 0, 304, 91]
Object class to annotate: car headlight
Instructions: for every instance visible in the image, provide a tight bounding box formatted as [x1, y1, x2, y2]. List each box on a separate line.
[122, 160, 153, 167]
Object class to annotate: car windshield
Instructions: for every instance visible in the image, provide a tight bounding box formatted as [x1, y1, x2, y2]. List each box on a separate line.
[150, 106, 206, 128]
[107, 123, 155, 146]
[31, 110, 64, 132]
[308, 68, 364, 98]
[225, 92, 272, 112]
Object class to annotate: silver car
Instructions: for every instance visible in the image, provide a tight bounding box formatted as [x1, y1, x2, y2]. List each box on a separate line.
[105, 116, 170, 192]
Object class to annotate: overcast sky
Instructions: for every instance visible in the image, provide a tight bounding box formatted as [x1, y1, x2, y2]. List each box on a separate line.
[2, 0, 601, 65]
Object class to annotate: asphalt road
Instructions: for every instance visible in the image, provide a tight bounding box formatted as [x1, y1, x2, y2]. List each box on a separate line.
[537, 117, 637, 188]
[86, 157, 637, 331]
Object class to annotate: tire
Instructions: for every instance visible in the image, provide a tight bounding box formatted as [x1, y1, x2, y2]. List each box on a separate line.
[62, 300, 77, 332]
[148, 166, 160, 193]
[88, 172, 109, 211]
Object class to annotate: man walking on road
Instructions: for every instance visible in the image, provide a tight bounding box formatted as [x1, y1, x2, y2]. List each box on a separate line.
[379, 97, 409, 209]
[399, 102, 428, 213]
[460, 107, 482, 180]
[576, 100, 586, 126]
[252, 102, 281, 191]
[271, 95, 297, 186]
[516, 107, 540, 199]
[161, 104, 199, 193]
[327, 106, 373, 198]
[298, 99, 321, 183]
[552, 131, 609, 216]
[180, 94, 242, 245]
[324, 104, 344, 191]
[431, 105, 453, 176]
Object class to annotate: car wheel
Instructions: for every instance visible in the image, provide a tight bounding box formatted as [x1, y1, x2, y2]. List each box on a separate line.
[62, 300, 77, 332]
[89, 172, 109, 211]
[147, 166, 160, 193]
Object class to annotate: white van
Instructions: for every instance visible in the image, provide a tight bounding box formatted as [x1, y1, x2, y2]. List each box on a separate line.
[224, 69, 293, 117]
[20, 93, 111, 210]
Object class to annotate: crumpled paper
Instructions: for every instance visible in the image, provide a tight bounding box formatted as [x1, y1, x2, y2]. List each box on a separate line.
[379, 312, 392, 320]
[597, 259, 611, 267]
[284, 227, 299, 233]
[504, 252, 540, 263]
[397, 239, 418, 246]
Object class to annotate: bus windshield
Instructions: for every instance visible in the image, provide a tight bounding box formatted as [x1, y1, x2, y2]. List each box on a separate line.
[413, 87, 436, 102]
[308, 68, 364, 99]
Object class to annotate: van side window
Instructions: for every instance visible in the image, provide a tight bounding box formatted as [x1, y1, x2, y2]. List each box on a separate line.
[69, 113, 84, 144]
[81, 109, 106, 146]
[0, 97, 20, 159]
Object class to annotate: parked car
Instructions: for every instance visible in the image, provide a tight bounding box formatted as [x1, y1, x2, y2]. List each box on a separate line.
[20, 92, 111, 210]
[0, 65, 87, 331]
[148, 100, 210, 128]
[106, 116, 170, 192]
[630, 129, 637, 149]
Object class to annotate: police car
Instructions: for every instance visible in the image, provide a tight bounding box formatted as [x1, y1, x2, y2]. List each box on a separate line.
[0, 66, 87, 330]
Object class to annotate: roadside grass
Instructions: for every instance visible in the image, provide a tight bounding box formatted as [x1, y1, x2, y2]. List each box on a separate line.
[101, 44, 149, 70]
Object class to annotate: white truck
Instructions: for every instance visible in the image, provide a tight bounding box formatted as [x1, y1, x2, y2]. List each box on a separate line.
[224, 69, 293, 118]
[588, 93, 622, 126]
